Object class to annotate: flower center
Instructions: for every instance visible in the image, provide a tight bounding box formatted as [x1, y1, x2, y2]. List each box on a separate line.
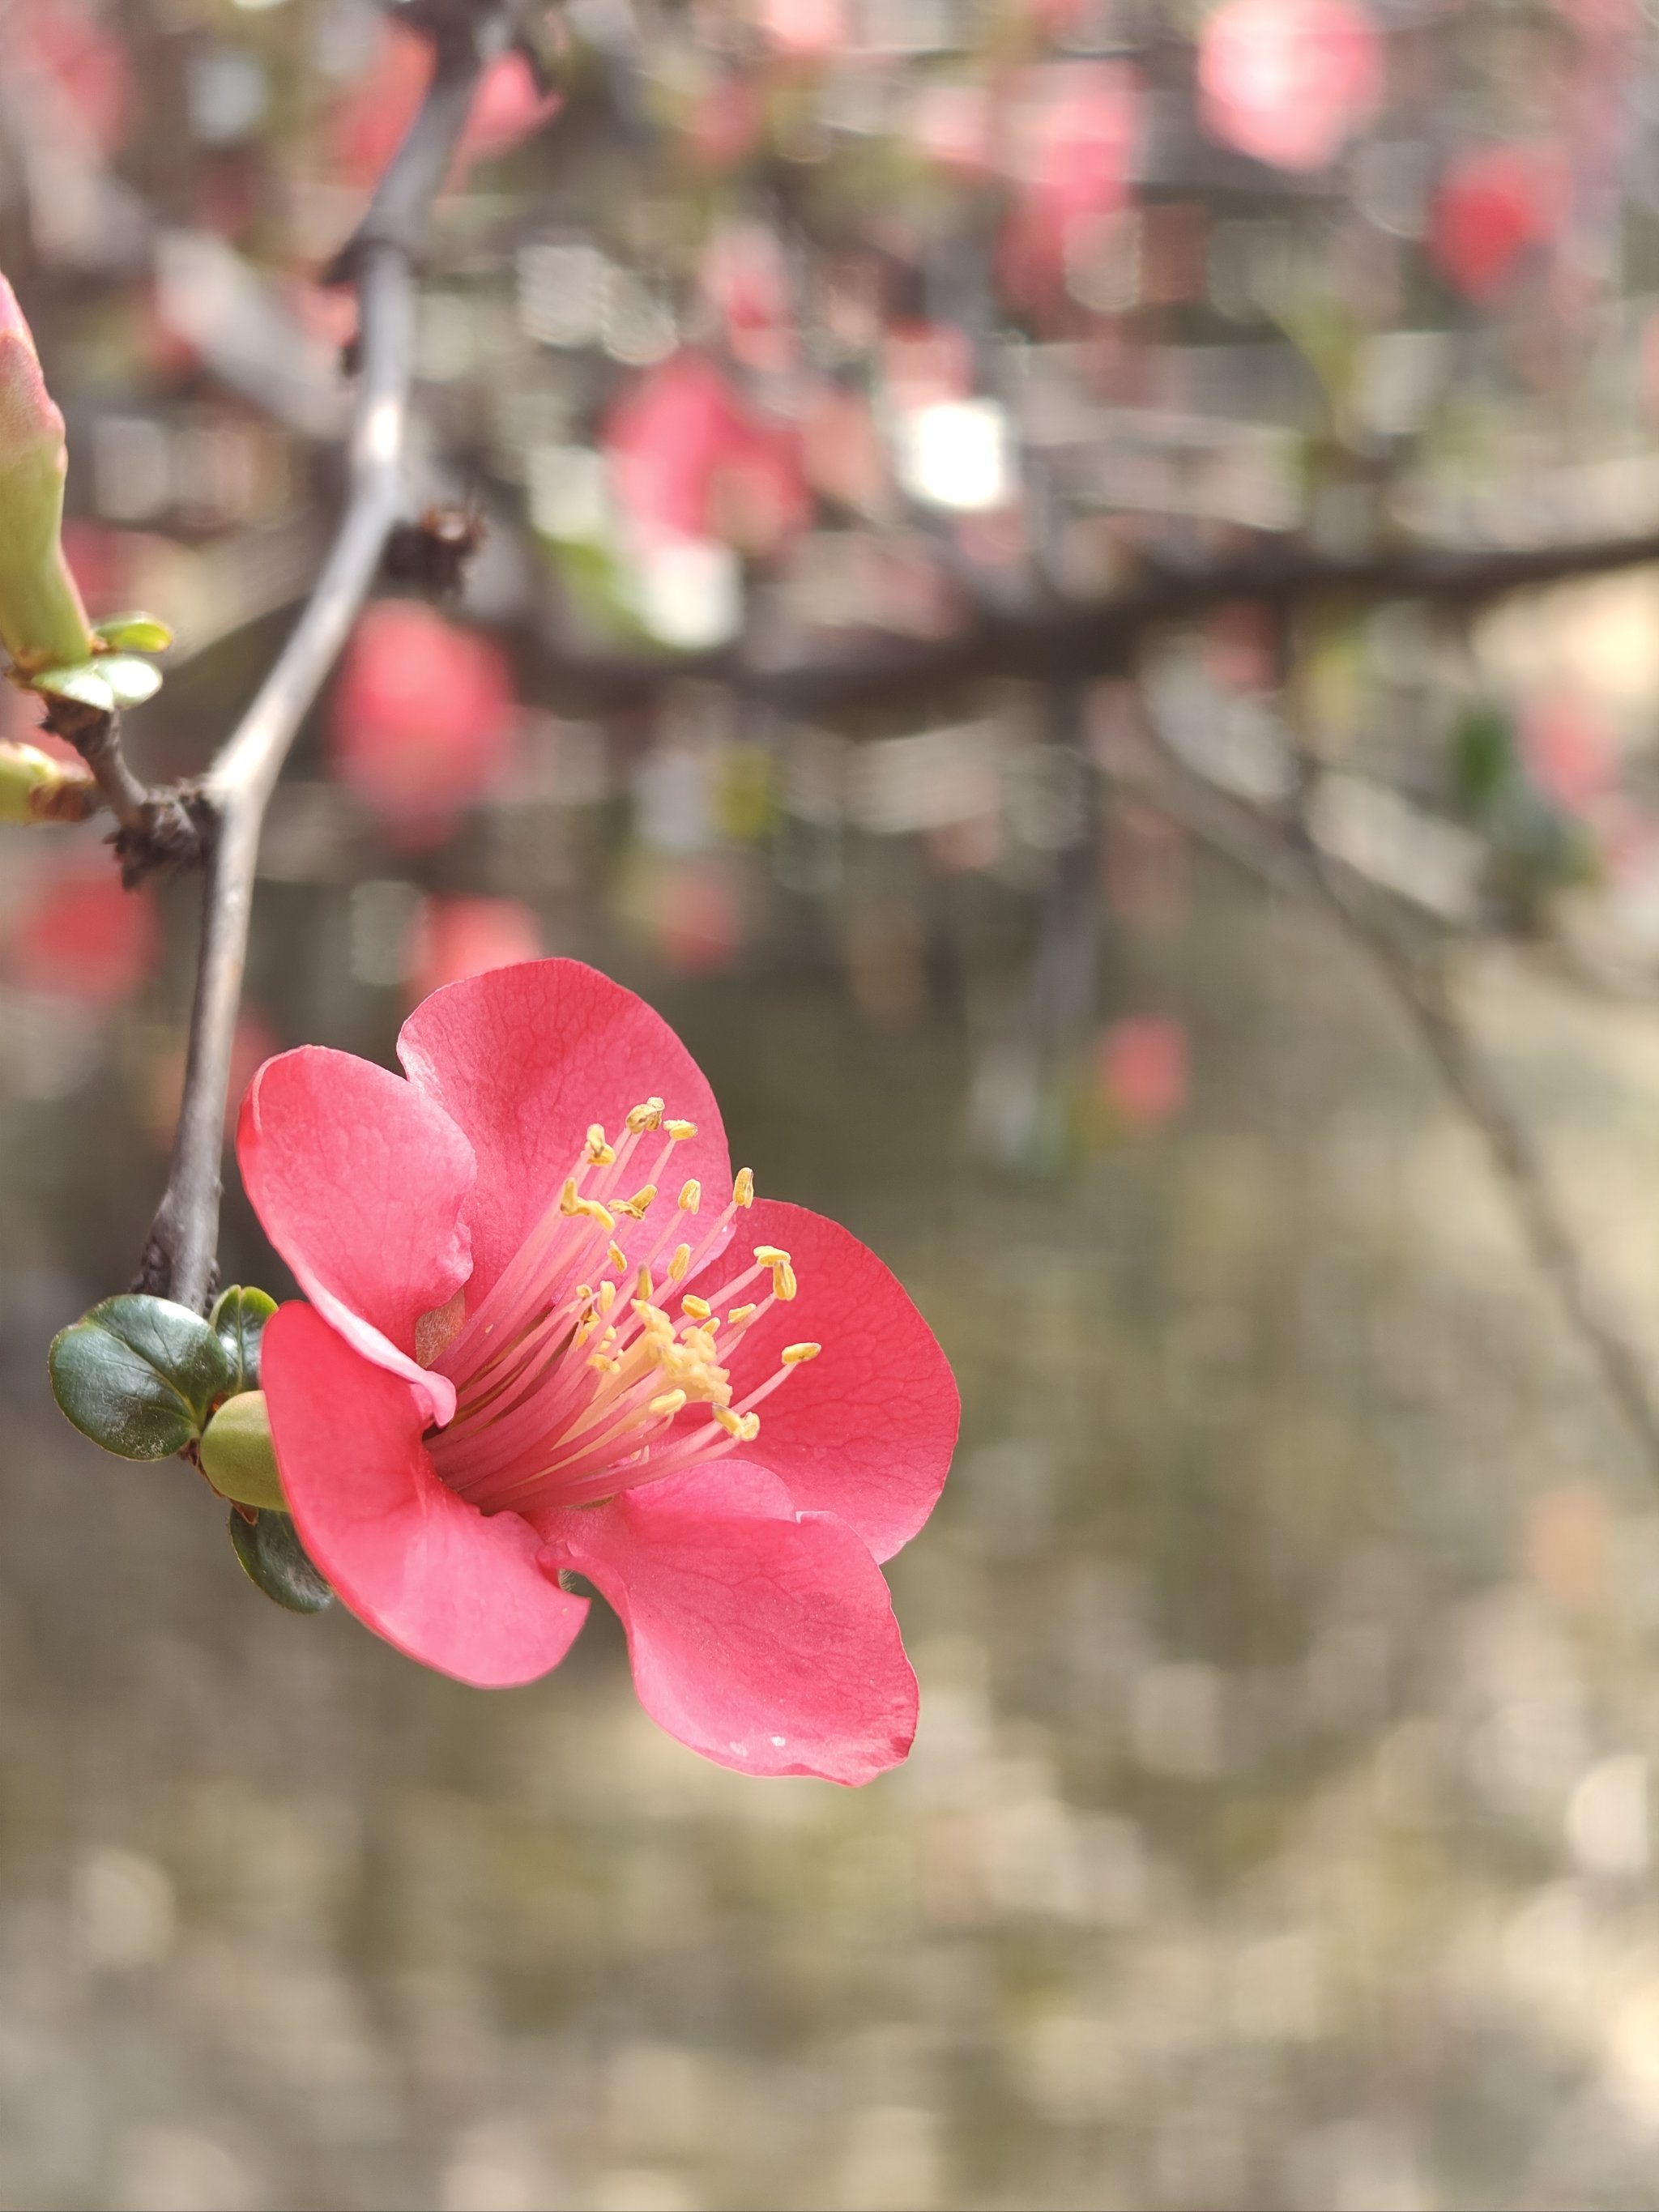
[422, 1096, 818, 1517]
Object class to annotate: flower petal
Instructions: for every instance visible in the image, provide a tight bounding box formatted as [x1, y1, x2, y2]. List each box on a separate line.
[538, 1462, 917, 1784]
[263, 1302, 588, 1687]
[397, 960, 732, 1304]
[717, 1200, 958, 1562]
[239, 1047, 476, 1426]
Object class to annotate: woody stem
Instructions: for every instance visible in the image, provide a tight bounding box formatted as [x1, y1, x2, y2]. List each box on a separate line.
[134, 9, 499, 1312]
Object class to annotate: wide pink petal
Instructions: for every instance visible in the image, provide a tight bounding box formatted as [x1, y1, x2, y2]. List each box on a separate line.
[262, 1302, 588, 1687]
[397, 960, 731, 1304]
[537, 1463, 917, 1784]
[238, 1046, 476, 1426]
[717, 1199, 958, 1562]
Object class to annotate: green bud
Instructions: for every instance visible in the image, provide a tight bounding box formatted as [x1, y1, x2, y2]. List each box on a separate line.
[0, 740, 96, 823]
[0, 272, 96, 677]
[199, 1390, 286, 1512]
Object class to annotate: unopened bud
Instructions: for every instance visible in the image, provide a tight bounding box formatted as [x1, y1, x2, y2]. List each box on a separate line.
[199, 1390, 286, 1513]
[0, 740, 96, 823]
[0, 275, 96, 677]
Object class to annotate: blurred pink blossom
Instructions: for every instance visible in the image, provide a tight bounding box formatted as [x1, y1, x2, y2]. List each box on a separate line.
[406, 896, 544, 1006]
[1198, 0, 1382, 173]
[1431, 146, 1562, 300]
[330, 603, 518, 849]
[1098, 1016, 1189, 1129]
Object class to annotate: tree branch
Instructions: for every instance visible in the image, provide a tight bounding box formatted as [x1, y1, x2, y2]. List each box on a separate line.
[134, 14, 497, 1313]
[534, 524, 1659, 721]
[1121, 714, 1659, 1482]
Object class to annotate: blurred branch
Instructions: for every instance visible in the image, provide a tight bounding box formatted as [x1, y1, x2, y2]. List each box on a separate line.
[543, 525, 1659, 720]
[1123, 717, 1659, 1484]
[135, 8, 500, 1315]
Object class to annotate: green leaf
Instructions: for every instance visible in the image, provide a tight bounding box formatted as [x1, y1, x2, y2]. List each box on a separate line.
[201, 1391, 285, 1511]
[32, 662, 114, 713]
[210, 1285, 278, 1392]
[228, 1509, 333, 1613]
[49, 1294, 234, 1460]
[93, 612, 173, 653]
[1450, 703, 1516, 817]
[96, 655, 163, 707]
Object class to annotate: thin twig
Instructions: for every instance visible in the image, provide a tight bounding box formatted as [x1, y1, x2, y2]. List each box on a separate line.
[1124, 712, 1659, 1481]
[41, 701, 205, 884]
[135, 13, 497, 1313]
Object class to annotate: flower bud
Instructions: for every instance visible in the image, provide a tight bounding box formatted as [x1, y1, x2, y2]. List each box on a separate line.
[0, 740, 96, 823]
[0, 274, 96, 677]
[199, 1390, 286, 1513]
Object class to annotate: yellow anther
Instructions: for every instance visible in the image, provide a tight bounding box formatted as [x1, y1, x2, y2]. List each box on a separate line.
[587, 1352, 621, 1375]
[664, 1119, 697, 1141]
[753, 1243, 791, 1267]
[635, 1264, 655, 1302]
[733, 1166, 755, 1207]
[598, 1280, 616, 1313]
[608, 1242, 629, 1274]
[681, 1294, 712, 1322]
[585, 1124, 616, 1166]
[781, 1342, 821, 1365]
[667, 1243, 692, 1282]
[727, 1303, 757, 1325]
[625, 1097, 665, 1133]
[616, 1183, 658, 1220]
[712, 1404, 745, 1438]
[773, 1261, 798, 1302]
[574, 1284, 593, 1305]
[678, 1178, 702, 1214]
[648, 1388, 688, 1418]
[560, 1178, 616, 1231]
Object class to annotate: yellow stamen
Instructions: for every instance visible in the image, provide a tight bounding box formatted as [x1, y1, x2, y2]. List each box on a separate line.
[681, 1294, 712, 1322]
[773, 1261, 798, 1302]
[559, 1178, 616, 1231]
[664, 1119, 697, 1141]
[727, 1303, 757, 1325]
[598, 1281, 616, 1313]
[733, 1167, 754, 1208]
[781, 1342, 821, 1365]
[648, 1389, 688, 1418]
[585, 1124, 616, 1166]
[668, 1243, 692, 1282]
[678, 1178, 702, 1213]
[635, 1264, 654, 1302]
[617, 1183, 658, 1219]
[626, 1097, 665, 1133]
[753, 1244, 791, 1267]
[608, 1242, 629, 1275]
[712, 1404, 749, 1438]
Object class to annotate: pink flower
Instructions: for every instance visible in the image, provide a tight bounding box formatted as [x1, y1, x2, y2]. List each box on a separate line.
[606, 352, 809, 557]
[405, 894, 543, 1005]
[330, 602, 518, 849]
[1430, 146, 1561, 300]
[239, 961, 957, 1784]
[1198, 0, 1382, 173]
[9, 858, 160, 1010]
[1000, 62, 1141, 301]
[1098, 1015, 1188, 1129]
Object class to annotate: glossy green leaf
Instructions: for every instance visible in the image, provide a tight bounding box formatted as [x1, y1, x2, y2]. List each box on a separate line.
[49, 1294, 233, 1460]
[210, 1285, 278, 1393]
[228, 1509, 333, 1613]
[96, 654, 162, 707]
[31, 662, 113, 713]
[93, 612, 173, 653]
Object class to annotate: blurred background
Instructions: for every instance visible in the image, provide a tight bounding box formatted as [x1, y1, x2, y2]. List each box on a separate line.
[11, 0, 1659, 2206]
